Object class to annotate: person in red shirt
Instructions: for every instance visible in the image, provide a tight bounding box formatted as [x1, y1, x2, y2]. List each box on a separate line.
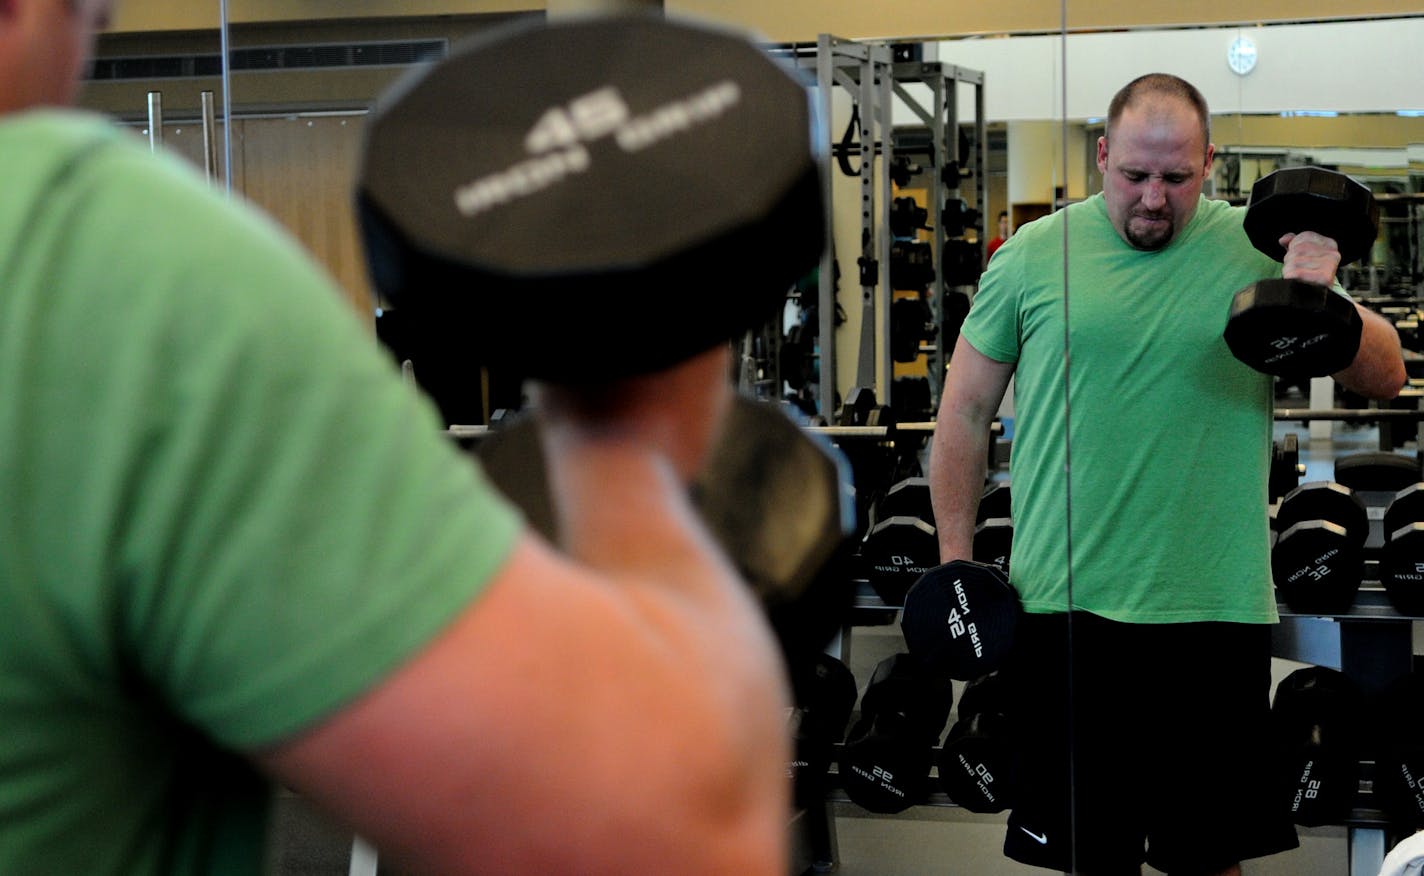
[986, 209, 1010, 263]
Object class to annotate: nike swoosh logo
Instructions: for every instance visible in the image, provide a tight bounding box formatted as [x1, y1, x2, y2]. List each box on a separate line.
[1019, 826, 1048, 845]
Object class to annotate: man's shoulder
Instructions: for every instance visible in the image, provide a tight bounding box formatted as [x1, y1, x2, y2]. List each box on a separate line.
[0, 110, 162, 224]
[0, 109, 130, 167]
[1193, 194, 1248, 227]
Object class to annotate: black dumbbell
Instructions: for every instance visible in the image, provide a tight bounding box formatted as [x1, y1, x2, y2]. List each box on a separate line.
[1272, 481, 1368, 614]
[839, 653, 954, 814]
[937, 671, 1014, 813]
[890, 294, 935, 358]
[874, 476, 932, 524]
[358, 14, 824, 382]
[859, 477, 939, 606]
[972, 481, 1013, 572]
[358, 16, 854, 662]
[478, 396, 857, 668]
[1381, 483, 1424, 616]
[901, 559, 1021, 680]
[787, 653, 858, 809]
[1370, 671, 1424, 830]
[1223, 166, 1376, 377]
[1335, 451, 1423, 494]
[891, 377, 933, 422]
[977, 480, 1011, 524]
[972, 517, 1013, 575]
[1271, 666, 1362, 826]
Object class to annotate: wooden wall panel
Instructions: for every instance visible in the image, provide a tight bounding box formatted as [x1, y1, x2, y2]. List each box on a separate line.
[235, 116, 373, 316]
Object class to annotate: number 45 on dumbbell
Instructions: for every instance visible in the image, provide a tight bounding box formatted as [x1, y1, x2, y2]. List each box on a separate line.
[1223, 166, 1377, 378]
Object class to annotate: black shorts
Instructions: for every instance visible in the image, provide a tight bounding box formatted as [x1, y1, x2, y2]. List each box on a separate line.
[999, 612, 1300, 874]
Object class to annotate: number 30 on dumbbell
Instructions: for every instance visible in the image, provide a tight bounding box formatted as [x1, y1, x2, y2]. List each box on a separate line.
[1222, 166, 1376, 377]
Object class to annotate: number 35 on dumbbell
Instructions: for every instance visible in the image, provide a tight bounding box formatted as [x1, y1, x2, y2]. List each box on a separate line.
[1222, 166, 1377, 377]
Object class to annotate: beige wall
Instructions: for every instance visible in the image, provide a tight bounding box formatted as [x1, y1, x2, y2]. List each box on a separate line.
[1213, 113, 1424, 149]
[671, 0, 1423, 42]
[108, 1, 539, 32]
[107, 0, 1420, 37]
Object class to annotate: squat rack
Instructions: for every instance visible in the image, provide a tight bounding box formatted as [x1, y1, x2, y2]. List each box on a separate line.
[770, 37, 986, 421]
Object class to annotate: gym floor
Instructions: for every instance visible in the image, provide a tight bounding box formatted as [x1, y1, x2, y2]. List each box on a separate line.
[261, 420, 1416, 876]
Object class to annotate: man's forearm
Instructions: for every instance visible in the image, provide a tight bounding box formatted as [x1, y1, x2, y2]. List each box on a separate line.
[1334, 303, 1407, 400]
[929, 406, 993, 562]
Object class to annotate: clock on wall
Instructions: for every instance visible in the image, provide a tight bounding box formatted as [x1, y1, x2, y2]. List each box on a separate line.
[1228, 35, 1258, 75]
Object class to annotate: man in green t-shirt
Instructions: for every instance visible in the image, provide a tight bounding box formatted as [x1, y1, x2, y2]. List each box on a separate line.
[929, 73, 1405, 874]
[0, 2, 792, 874]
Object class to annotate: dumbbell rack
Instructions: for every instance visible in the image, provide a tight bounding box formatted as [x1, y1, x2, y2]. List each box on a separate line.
[771, 36, 987, 422]
[1276, 393, 1424, 876]
[789, 585, 1419, 876]
[1275, 589, 1420, 875]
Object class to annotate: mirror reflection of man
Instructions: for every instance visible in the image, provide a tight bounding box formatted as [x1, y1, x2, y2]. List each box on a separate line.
[931, 72, 1404, 876]
[0, 2, 792, 874]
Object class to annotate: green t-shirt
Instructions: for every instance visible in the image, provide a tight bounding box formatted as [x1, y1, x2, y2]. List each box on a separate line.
[962, 193, 1283, 623]
[0, 111, 522, 874]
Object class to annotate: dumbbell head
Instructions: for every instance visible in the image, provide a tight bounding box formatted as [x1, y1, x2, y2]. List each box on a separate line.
[1383, 484, 1424, 616]
[1371, 672, 1424, 829]
[1271, 482, 1368, 614]
[476, 395, 856, 665]
[839, 653, 953, 814]
[1223, 278, 1364, 378]
[690, 396, 857, 663]
[977, 481, 1011, 524]
[972, 517, 1013, 574]
[854, 652, 955, 735]
[1334, 451, 1423, 494]
[1242, 166, 1379, 266]
[1383, 521, 1424, 617]
[1271, 666, 1362, 826]
[1384, 483, 1424, 543]
[1275, 481, 1369, 545]
[901, 559, 1021, 680]
[937, 672, 1013, 813]
[874, 476, 932, 525]
[790, 652, 858, 742]
[890, 294, 934, 359]
[356, 14, 824, 382]
[788, 653, 858, 808]
[1272, 520, 1364, 615]
[859, 516, 938, 606]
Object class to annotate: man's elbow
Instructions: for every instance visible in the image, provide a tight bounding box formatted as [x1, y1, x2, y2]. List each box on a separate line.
[1336, 356, 1407, 401]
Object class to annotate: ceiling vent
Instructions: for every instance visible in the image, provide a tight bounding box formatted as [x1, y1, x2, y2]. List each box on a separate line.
[88, 39, 447, 81]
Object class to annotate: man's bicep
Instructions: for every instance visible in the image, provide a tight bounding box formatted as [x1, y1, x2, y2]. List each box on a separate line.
[941, 335, 1015, 424]
[251, 532, 741, 876]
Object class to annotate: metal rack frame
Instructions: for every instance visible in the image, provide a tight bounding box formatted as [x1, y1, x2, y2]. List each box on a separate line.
[773, 38, 985, 420]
